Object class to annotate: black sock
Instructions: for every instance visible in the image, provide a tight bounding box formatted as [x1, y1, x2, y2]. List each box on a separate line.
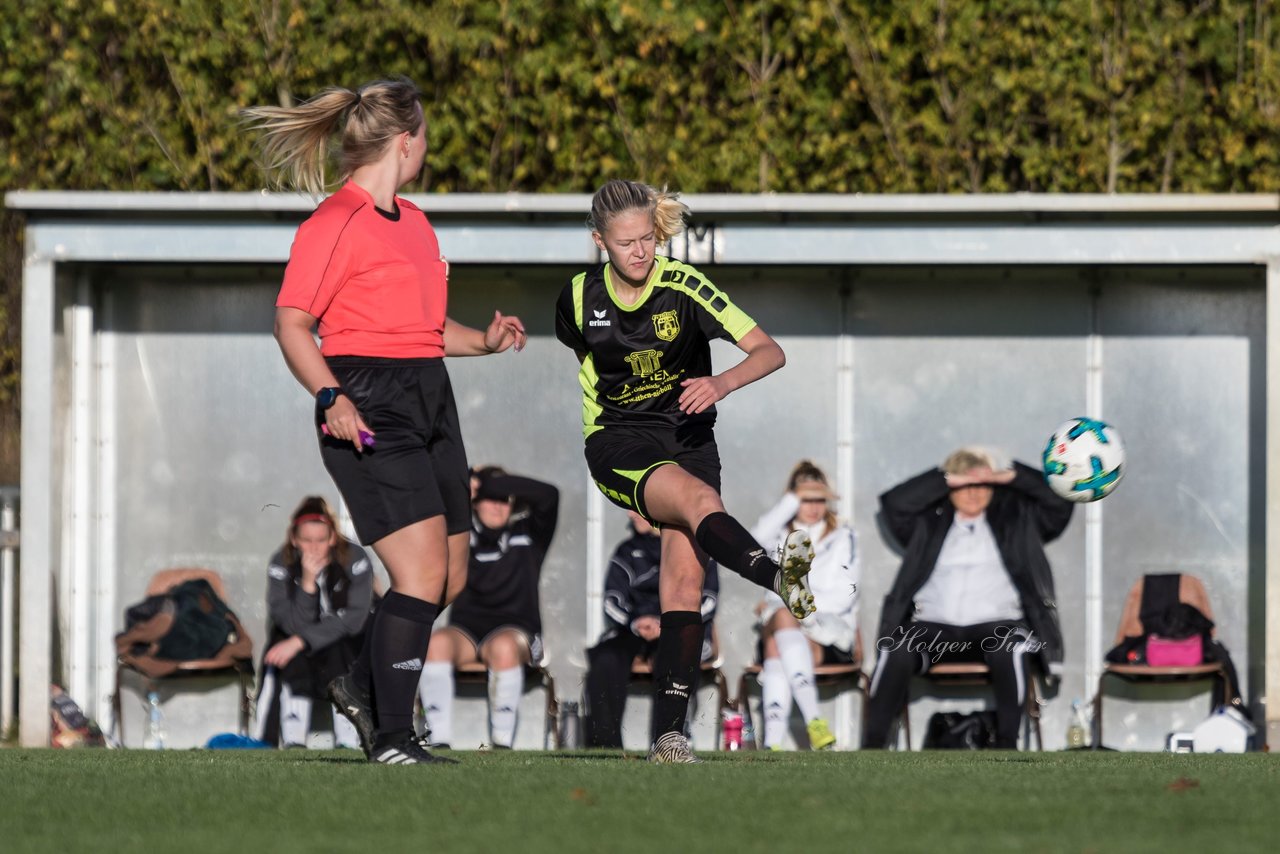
[694, 512, 778, 591]
[348, 602, 378, 699]
[369, 591, 439, 748]
[651, 611, 704, 741]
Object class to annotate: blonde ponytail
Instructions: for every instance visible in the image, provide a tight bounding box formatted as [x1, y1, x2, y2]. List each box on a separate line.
[243, 77, 423, 195]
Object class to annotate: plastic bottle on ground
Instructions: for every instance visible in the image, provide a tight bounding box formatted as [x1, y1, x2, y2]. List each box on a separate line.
[723, 710, 743, 751]
[740, 716, 757, 750]
[1066, 699, 1088, 750]
[144, 690, 166, 750]
[559, 701, 581, 749]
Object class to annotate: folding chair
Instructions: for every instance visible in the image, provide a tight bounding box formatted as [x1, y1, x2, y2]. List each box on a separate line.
[901, 662, 1044, 750]
[112, 568, 255, 746]
[735, 632, 866, 750]
[736, 664, 867, 749]
[1092, 573, 1231, 748]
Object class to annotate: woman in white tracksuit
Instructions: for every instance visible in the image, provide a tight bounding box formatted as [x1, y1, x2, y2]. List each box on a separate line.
[752, 461, 859, 750]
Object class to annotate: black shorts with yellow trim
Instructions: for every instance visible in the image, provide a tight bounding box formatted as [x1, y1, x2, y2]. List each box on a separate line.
[583, 423, 721, 522]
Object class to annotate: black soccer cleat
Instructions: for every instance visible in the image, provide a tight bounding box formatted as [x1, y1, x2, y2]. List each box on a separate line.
[327, 673, 375, 759]
[369, 734, 459, 765]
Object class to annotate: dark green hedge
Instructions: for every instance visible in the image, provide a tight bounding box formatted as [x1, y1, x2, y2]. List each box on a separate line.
[3, 0, 1280, 478]
[6, 0, 1280, 195]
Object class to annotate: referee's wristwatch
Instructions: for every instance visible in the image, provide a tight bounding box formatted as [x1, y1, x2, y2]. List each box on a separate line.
[316, 387, 345, 410]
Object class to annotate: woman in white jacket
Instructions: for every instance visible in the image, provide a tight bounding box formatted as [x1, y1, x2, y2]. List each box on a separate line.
[752, 460, 859, 750]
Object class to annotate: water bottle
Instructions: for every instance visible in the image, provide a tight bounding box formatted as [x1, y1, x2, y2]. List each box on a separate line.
[723, 710, 743, 751]
[559, 701, 581, 749]
[1066, 699, 1088, 750]
[144, 690, 166, 750]
[740, 716, 757, 751]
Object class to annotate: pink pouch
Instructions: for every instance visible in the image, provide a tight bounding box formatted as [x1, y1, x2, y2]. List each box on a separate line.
[1146, 634, 1203, 667]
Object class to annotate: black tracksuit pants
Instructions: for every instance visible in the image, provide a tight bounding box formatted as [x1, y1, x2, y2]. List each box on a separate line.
[584, 633, 654, 748]
[863, 620, 1034, 749]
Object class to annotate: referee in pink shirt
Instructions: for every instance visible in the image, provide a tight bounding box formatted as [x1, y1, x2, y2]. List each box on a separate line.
[245, 77, 526, 765]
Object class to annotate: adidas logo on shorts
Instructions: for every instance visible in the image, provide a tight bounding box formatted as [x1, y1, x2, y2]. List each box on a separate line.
[392, 658, 424, 671]
[589, 309, 611, 327]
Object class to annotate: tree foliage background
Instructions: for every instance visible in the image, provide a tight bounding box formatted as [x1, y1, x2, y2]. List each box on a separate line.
[3, 0, 1280, 477]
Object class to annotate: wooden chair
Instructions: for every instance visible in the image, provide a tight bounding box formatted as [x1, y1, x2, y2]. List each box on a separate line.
[1092, 573, 1231, 748]
[735, 633, 867, 749]
[453, 657, 561, 749]
[902, 662, 1044, 750]
[112, 568, 255, 746]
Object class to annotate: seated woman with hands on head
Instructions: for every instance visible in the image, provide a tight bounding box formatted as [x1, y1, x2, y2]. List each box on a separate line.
[863, 447, 1073, 750]
[418, 466, 559, 750]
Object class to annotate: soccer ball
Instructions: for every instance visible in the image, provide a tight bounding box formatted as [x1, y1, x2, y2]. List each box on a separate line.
[1042, 418, 1125, 502]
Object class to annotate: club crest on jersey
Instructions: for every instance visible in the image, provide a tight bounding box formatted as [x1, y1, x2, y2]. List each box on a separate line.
[653, 310, 680, 341]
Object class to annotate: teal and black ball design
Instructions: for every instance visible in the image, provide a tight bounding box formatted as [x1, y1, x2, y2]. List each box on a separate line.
[1042, 417, 1125, 502]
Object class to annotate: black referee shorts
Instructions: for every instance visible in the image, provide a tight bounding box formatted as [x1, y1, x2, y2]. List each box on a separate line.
[583, 423, 721, 523]
[318, 357, 470, 544]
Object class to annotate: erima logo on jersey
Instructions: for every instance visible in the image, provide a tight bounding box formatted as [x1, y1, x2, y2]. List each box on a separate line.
[589, 309, 611, 327]
[392, 658, 423, 671]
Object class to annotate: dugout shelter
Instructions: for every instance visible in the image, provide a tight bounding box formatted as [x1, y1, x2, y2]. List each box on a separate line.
[5, 190, 1278, 750]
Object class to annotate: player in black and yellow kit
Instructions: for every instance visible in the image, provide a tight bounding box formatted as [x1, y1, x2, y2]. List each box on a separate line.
[555, 179, 816, 763]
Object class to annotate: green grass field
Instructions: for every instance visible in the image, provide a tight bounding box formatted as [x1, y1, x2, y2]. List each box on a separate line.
[1, 748, 1275, 853]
